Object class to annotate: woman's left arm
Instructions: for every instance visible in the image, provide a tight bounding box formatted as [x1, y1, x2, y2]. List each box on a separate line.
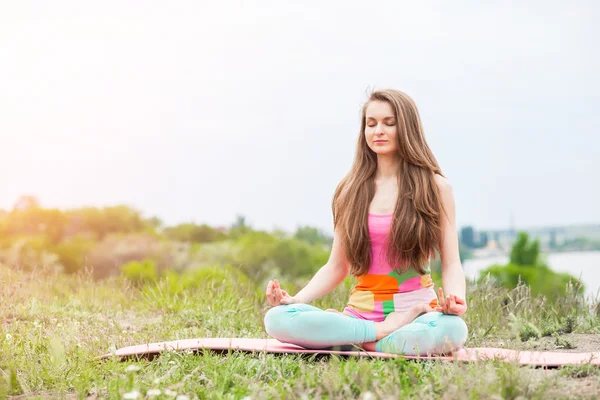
[435, 175, 467, 315]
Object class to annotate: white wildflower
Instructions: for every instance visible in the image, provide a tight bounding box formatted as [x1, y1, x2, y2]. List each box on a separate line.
[125, 365, 141, 373]
[362, 392, 375, 400]
[176, 395, 190, 400]
[146, 389, 161, 397]
[164, 389, 177, 397]
[5, 334, 12, 341]
[123, 390, 140, 399]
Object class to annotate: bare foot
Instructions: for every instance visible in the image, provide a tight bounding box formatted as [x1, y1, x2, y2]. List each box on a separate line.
[374, 303, 432, 340]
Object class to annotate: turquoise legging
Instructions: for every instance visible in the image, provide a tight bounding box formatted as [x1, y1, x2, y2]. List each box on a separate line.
[264, 304, 468, 356]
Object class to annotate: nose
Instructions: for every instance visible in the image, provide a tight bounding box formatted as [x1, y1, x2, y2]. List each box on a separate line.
[375, 123, 385, 135]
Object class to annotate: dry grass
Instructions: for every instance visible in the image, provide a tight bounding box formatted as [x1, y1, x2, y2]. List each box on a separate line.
[1, 265, 600, 399]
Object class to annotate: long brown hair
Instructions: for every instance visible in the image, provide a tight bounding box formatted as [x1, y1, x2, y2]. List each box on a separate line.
[332, 89, 445, 276]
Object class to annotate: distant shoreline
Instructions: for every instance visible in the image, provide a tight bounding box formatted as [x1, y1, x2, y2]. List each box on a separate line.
[471, 249, 600, 260]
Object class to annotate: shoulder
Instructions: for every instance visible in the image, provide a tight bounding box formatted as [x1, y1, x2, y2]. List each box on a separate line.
[433, 173, 453, 195]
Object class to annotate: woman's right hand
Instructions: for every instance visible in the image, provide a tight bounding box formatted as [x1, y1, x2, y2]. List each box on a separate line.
[266, 279, 297, 306]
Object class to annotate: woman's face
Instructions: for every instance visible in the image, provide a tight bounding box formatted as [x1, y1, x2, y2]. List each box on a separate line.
[364, 100, 398, 156]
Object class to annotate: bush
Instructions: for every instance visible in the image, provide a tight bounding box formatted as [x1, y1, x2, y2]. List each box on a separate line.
[163, 223, 227, 243]
[120, 259, 159, 284]
[51, 236, 96, 274]
[87, 233, 173, 278]
[0, 236, 61, 272]
[479, 263, 584, 299]
[477, 231, 584, 300]
[158, 265, 252, 296]
[233, 232, 329, 281]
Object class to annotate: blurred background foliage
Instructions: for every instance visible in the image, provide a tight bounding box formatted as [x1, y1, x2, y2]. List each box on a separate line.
[0, 196, 583, 303]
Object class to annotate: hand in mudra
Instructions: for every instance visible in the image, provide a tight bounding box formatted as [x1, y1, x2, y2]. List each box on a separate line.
[435, 287, 468, 316]
[266, 279, 297, 306]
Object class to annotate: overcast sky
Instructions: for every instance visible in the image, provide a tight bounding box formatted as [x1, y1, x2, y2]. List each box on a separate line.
[1, 1, 598, 234]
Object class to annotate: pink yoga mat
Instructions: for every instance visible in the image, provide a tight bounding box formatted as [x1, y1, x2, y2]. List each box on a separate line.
[100, 338, 600, 367]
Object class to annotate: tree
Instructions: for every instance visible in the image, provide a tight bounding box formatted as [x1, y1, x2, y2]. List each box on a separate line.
[509, 232, 540, 266]
[13, 195, 40, 211]
[229, 214, 252, 238]
[164, 223, 226, 243]
[65, 205, 147, 239]
[5, 207, 68, 244]
[294, 226, 333, 246]
[479, 230, 584, 298]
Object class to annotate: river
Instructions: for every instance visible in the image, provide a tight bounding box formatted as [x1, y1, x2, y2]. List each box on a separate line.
[462, 251, 600, 301]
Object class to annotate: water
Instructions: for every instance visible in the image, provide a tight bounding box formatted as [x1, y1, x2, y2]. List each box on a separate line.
[462, 251, 600, 300]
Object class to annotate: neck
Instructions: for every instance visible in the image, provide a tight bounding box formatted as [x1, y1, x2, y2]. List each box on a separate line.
[375, 154, 401, 181]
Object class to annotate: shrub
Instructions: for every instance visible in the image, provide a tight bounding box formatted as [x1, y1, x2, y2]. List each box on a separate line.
[120, 259, 159, 284]
[51, 236, 96, 274]
[163, 223, 227, 243]
[87, 233, 172, 278]
[0, 236, 61, 272]
[479, 263, 584, 299]
[478, 231, 584, 300]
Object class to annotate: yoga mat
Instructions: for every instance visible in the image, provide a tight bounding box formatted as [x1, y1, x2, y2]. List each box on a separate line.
[100, 338, 600, 367]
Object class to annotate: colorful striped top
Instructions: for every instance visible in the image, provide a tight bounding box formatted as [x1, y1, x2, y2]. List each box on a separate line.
[343, 212, 439, 322]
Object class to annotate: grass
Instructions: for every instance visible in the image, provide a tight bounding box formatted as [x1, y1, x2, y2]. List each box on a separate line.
[1, 265, 600, 399]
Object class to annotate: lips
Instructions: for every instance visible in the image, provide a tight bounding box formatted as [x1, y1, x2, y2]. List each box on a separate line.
[374, 140, 387, 143]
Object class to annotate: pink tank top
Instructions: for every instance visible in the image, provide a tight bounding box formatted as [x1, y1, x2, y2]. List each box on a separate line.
[342, 213, 438, 322]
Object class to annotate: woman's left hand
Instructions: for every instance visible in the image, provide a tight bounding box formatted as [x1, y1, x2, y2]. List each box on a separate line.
[435, 287, 467, 316]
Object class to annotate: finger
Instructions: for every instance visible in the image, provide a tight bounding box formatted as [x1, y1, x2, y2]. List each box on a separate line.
[449, 296, 457, 312]
[266, 294, 276, 306]
[454, 295, 466, 305]
[266, 295, 274, 306]
[444, 296, 452, 314]
[452, 301, 463, 315]
[452, 296, 461, 312]
[438, 288, 446, 309]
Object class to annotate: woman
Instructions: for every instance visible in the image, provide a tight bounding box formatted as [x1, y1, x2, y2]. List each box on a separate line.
[264, 89, 468, 356]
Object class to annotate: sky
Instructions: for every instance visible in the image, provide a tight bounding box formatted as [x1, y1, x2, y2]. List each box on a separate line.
[1, 1, 598, 234]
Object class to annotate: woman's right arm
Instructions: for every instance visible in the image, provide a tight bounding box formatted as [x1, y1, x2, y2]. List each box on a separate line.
[266, 229, 350, 305]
